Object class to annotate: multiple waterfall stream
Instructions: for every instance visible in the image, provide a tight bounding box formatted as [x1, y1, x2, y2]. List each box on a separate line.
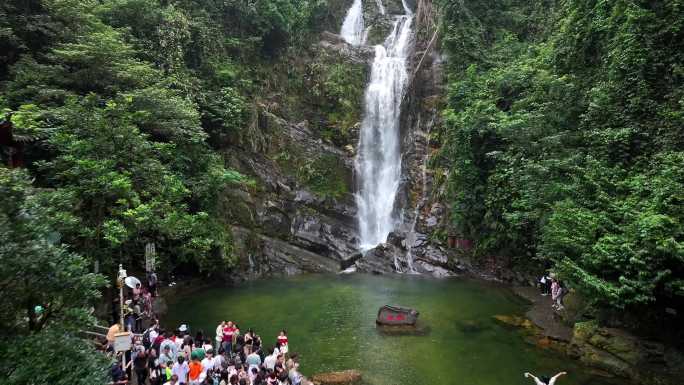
[341, 0, 415, 251]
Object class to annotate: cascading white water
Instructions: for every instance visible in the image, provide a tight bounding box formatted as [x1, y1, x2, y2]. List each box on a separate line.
[340, 0, 365, 45]
[354, 3, 414, 250]
[375, 0, 386, 15]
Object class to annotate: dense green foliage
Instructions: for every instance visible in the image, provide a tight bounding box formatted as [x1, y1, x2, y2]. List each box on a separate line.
[1, 0, 339, 382]
[0, 0, 338, 275]
[437, 0, 684, 318]
[0, 168, 110, 384]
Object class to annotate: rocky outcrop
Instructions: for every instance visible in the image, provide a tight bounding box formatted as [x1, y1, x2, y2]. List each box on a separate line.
[232, 226, 342, 278]
[221, 29, 369, 279]
[311, 370, 362, 385]
[349, 231, 462, 277]
[568, 321, 682, 384]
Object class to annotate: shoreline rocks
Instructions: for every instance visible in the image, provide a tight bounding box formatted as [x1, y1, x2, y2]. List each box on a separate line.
[501, 288, 683, 385]
[310, 370, 362, 385]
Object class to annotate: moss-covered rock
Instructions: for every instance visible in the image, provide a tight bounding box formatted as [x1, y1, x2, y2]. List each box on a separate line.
[493, 314, 538, 330]
[311, 369, 362, 385]
[217, 188, 256, 228]
[568, 321, 678, 383]
[306, 46, 367, 146]
[572, 321, 642, 366]
[297, 153, 350, 199]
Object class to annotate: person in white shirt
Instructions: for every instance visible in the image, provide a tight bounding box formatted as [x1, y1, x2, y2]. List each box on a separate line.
[263, 347, 277, 370]
[201, 350, 215, 374]
[172, 356, 190, 384]
[524, 371, 567, 385]
[212, 350, 224, 371]
[215, 321, 225, 351]
[149, 324, 159, 343]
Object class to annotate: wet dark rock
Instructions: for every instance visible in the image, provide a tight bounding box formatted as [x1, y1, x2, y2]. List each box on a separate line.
[354, 243, 396, 274]
[411, 233, 427, 248]
[386, 231, 406, 248]
[290, 213, 357, 259]
[340, 251, 363, 270]
[294, 189, 316, 205]
[421, 245, 448, 265]
[429, 202, 444, 216]
[232, 226, 341, 279]
[413, 261, 453, 278]
[257, 202, 291, 239]
[320, 31, 347, 45]
[376, 323, 431, 336]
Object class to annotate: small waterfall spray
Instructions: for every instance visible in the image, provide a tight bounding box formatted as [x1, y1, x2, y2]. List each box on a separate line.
[340, 0, 365, 45]
[354, 2, 414, 251]
[375, 0, 386, 15]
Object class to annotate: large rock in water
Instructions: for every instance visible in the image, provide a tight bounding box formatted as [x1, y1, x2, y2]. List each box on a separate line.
[311, 370, 362, 385]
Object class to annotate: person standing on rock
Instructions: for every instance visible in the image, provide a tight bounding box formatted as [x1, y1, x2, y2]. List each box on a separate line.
[524, 371, 567, 385]
[540, 273, 551, 296]
[551, 279, 564, 310]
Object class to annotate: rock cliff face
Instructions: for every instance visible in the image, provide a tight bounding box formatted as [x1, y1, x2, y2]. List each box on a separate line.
[221, 0, 458, 280]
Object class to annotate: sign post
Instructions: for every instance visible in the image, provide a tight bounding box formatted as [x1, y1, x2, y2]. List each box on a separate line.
[114, 331, 132, 353]
[117, 265, 128, 369]
[145, 242, 156, 272]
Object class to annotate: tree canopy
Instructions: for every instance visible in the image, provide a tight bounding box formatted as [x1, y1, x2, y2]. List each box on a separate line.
[436, 0, 684, 319]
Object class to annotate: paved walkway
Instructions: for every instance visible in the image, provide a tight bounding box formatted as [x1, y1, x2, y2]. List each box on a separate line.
[513, 286, 573, 342]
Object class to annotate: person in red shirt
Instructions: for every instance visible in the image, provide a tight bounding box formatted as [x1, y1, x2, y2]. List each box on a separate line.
[221, 321, 236, 355]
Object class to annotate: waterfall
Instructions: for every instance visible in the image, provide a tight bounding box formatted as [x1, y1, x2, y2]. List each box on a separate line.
[340, 0, 365, 45]
[375, 0, 386, 15]
[354, 4, 414, 250]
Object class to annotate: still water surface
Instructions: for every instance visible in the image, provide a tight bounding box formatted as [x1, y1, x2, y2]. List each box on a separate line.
[165, 274, 616, 385]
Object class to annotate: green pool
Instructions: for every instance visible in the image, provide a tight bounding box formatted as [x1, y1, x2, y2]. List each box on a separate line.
[164, 274, 616, 385]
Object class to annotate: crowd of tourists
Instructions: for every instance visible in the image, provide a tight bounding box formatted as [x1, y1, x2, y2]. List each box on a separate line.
[110, 321, 305, 385]
[107, 274, 309, 385]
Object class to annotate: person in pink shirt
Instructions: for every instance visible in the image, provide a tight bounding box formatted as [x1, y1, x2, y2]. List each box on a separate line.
[551, 279, 564, 310]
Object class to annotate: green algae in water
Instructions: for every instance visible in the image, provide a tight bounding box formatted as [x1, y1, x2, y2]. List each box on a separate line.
[164, 274, 617, 385]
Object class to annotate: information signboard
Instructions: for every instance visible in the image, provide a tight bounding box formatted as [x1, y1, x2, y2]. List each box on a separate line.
[114, 332, 132, 352]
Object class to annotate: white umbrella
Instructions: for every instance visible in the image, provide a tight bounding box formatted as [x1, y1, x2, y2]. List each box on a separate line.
[124, 276, 141, 288]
